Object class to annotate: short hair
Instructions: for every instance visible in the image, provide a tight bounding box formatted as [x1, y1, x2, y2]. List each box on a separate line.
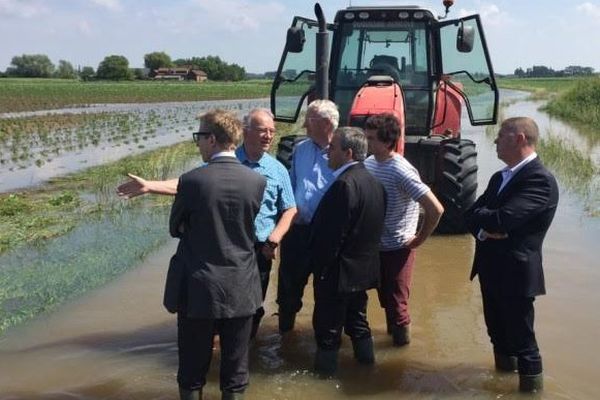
[336, 126, 367, 162]
[364, 113, 401, 150]
[307, 99, 340, 130]
[501, 117, 539, 146]
[243, 108, 274, 129]
[199, 109, 243, 147]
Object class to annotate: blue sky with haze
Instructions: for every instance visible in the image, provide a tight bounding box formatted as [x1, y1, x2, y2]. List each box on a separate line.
[1, 0, 599, 74]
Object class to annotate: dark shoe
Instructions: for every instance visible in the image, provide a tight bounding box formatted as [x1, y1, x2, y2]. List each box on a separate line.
[314, 348, 338, 377]
[519, 373, 543, 393]
[352, 336, 375, 365]
[221, 391, 244, 400]
[392, 324, 410, 346]
[494, 352, 518, 373]
[179, 387, 202, 400]
[278, 311, 296, 334]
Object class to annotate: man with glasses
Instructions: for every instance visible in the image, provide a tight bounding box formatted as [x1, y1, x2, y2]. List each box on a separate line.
[166, 109, 265, 400]
[117, 108, 297, 338]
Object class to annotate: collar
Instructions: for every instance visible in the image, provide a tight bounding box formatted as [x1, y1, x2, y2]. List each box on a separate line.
[503, 152, 537, 176]
[333, 161, 359, 178]
[211, 150, 236, 160]
[235, 145, 265, 165]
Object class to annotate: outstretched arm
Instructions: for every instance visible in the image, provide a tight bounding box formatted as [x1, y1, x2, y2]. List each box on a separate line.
[116, 174, 179, 198]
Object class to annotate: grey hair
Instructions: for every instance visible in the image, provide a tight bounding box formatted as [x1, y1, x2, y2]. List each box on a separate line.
[243, 108, 274, 128]
[336, 126, 367, 162]
[307, 99, 340, 130]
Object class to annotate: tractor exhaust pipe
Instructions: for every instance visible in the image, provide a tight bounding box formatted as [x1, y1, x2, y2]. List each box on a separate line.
[314, 3, 329, 100]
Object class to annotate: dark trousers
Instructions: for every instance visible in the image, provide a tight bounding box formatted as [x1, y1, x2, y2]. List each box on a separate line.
[377, 248, 415, 327]
[177, 314, 253, 393]
[480, 287, 542, 375]
[277, 224, 312, 315]
[312, 277, 372, 350]
[253, 243, 273, 328]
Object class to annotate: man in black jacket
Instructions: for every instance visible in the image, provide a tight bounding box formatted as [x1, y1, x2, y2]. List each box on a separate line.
[167, 110, 266, 400]
[465, 117, 559, 393]
[309, 127, 386, 375]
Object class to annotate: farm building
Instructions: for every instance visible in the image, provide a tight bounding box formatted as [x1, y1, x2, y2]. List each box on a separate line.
[152, 67, 207, 82]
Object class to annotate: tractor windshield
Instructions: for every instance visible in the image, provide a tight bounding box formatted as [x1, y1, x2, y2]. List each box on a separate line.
[332, 20, 431, 133]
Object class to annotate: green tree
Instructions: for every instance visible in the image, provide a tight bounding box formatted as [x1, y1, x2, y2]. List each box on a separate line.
[174, 55, 246, 81]
[55, 60, 77, 79]
[6, 54, 55, 77]
[79, 66, 95, 81]
[144, 51, 172, 71]
[96, 55, 133, 80]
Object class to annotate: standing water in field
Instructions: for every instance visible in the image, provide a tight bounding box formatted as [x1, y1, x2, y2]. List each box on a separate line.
[0, 98, 269, 193]
[0, 91, 599, 399]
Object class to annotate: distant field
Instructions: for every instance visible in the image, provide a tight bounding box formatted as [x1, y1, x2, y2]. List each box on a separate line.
[0, 78, 272, 113]
[497, 76, 600, 130]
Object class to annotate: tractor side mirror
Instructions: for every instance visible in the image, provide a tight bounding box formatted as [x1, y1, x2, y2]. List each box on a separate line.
[456, 22, 474, 53]
[286, 27, 306, 53]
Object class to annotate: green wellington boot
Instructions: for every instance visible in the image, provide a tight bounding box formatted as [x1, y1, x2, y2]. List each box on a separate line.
[352, 336, 375, 365]
[494, 353, 518, 372]
[221, 391, 244, 400]
[179, 387, 202, 400]
[519, 373, 543, 393]
[392, 324, 411, 346]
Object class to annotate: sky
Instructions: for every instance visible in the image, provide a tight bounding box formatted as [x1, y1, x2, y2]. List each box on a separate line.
[1, 0, 599, 75]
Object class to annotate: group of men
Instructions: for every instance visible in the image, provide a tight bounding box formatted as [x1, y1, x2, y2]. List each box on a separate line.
[117, 101, 558, 399]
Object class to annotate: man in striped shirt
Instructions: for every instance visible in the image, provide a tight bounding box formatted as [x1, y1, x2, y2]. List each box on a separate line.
[363, 113, 444, 346]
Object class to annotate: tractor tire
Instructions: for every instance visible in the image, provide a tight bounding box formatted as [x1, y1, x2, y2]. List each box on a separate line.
[434, 138, 478, 234]
[276, 134, 307, 169]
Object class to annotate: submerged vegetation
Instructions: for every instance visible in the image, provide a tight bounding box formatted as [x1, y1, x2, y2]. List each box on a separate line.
[0, 78, 271, 113]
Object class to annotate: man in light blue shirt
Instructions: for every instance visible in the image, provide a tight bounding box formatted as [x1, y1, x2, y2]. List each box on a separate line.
[277, 99, 338, 333]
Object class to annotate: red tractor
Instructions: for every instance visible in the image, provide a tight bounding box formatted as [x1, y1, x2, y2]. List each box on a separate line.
[271, 1, 499, 233]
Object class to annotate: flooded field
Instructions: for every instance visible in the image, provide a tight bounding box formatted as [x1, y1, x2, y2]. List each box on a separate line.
[0, 98, 268, 192]
[0, 92, 599, 399]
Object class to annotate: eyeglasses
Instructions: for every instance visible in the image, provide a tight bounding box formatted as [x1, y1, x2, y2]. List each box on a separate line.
[192, 130, 212, 143]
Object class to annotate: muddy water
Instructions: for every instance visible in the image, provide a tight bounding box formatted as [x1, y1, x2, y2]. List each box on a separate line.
[1, 93, 600, 399]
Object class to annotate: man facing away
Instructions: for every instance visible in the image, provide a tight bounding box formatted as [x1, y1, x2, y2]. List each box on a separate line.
[363, 113, 444, 346]
[117, 108, 297, 337]
[166, 109, 265, 400]
[277, 99, 338, 333]
[309, 127, 386, 376]
[464, 117, 558, 393]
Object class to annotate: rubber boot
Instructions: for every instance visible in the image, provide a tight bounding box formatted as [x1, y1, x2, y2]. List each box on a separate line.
[392, 324, 410, 346]
[494, 352, 518, 373]
[314, 348, 338, 377]
[179, 387, 202, 400]
[385, 312, 394, 335]
[519, 373, 543, 393]
[352, 336, 375, 365]
[221, 391, 244, 400]
[278, 311, 296, 334]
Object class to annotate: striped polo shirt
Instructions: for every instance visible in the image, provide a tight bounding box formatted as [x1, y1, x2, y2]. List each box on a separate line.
[364, 153, 430, 251]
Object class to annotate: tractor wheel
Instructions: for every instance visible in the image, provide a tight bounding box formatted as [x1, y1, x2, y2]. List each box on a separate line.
[276, 134, 307, 169]
[434, 139, 478, 234]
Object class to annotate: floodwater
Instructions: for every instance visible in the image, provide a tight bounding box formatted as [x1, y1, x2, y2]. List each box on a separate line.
[1, 92, 599, 399]
[0, 98, 269, 193]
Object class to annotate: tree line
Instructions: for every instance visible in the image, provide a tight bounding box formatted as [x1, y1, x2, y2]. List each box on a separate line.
[0, 52, 246, 81]
[514, 65, 595, 78]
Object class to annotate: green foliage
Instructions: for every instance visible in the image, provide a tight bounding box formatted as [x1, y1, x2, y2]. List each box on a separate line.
[545, 77, 600, 128]
[6, 54, 55, 77]
[144, 51, 173, 70]
[79, 66, 95, 81]
[0, 78, 271, 112]
[0, 194, 31, 216]
[55, 60, 77, 79]
[174, 55, 246, 81]
[96, 55, 133, 80]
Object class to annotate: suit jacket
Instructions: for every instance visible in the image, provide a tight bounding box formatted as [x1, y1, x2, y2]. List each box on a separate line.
[464, 157, 558, 297]
[164, 156, 266, 318]
[309, 163, 386, 293]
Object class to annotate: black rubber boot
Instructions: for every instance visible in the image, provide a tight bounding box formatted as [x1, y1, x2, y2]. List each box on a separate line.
[519, 373, 543, 393]
[221, 391, 244, 400]
[278, 311, 296, 334]
[179, 387, 202, 400]
[392, 324, 410, 346]
[352, 336, 375, 365]
[494, 352, 518, 373]
[314, 348, 338, 377]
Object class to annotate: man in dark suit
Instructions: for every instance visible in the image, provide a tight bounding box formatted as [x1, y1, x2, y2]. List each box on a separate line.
[166, 110, 266, 400]
[309, 127, 386, 376]
[465, 117, 559, 393]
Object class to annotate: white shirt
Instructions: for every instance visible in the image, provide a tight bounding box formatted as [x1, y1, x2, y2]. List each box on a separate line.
[332, 161, 358, 178]
[497, 152, 538, 193]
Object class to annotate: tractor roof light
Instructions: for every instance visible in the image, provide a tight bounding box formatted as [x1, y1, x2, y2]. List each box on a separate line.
[344, 12, 355, 20]
[398, 11, 409, 19]
[439, 0, 454, 19]
[413, 11, 424, 19]
[358, 11, 370, 19]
